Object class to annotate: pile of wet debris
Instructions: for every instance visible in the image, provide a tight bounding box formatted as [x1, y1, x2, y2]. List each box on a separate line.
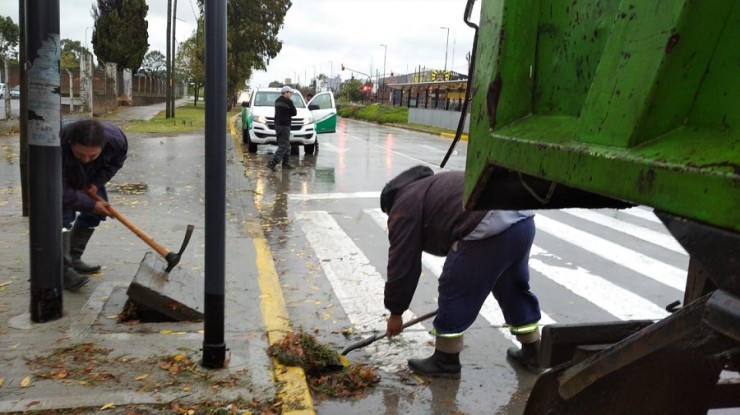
[267, 329, 380, 399]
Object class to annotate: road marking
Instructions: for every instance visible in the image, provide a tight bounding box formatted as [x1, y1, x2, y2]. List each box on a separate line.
[622, 206, 662, 223]
[230, 116, 315, 415]
[365, 208, 666, 323]
[534, 215, 686, 291]
[294, 211, 434, 372]
[341, 131, 439, 166]
[528, 246, 669, 320]
[561, 208, 686, 254]
[317, 142, 349, 153]
[289, 191, 380, 201]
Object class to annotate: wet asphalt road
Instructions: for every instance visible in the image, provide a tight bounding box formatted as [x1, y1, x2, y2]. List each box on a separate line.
[235, 117, 692, 414]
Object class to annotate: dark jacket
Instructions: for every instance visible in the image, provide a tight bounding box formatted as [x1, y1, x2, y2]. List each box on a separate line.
[61, 122, 128, 213]
[382, 168, 487, 315]
[274, 95, 297, 127]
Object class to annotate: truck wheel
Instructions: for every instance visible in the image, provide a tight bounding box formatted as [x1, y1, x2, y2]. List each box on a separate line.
[290, 145, 300, 155]
[243, 129, 258, 153]
[304, 144, 316, 155]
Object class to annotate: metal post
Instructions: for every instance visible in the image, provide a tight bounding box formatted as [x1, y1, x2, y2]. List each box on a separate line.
[201, 0, 227, 369]
[27, 0, 63, 322]
[441, 27, 450, 74]
[379, 44, 387, 105]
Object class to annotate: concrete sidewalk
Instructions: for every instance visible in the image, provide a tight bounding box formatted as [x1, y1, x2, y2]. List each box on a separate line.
[0, 101, 310, 413]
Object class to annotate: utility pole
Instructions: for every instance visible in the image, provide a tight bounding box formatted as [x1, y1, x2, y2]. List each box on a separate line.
[166, 0, 172, 118]
[451, 39, 456, 75]
[27, 0, 63, 322]
[379, 44, 387, 105]
[171, 0, 178, 117]
[19, 0, 29, 217]
[201, 0, 227, 369]
[440, 26, 450, 74]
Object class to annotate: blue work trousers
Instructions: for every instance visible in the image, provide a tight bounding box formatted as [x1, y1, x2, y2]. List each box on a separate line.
[63, 186, 109, 230]
[434, 216, 540, 334]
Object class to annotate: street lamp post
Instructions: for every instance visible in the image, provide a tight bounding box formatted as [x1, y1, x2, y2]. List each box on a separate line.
[440, 26, 450, 74]
[84, 26, 93, 52]
[379, 44, 387, 104]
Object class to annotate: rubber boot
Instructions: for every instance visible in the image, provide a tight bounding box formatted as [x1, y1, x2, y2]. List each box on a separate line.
[70, 223, 101, 273]
[506, 340, 541, 372]
[408, 335, 463, 379]
[63, 232, 90, 291]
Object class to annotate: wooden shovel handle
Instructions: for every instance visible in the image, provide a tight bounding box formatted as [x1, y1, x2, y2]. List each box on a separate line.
[88, 192, 169, 258]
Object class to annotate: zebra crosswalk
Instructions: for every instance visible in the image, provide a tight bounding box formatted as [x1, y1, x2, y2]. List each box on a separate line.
[287, 197, 689, 371]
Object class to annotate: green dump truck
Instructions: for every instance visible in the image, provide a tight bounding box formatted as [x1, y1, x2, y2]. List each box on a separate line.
[461, 0, 739, 413]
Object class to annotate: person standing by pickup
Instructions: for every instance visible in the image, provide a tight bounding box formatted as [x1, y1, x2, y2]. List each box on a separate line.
[267, 86, 297, 171]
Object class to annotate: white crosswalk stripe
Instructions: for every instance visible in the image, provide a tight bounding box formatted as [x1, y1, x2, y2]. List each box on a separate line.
[294, 211, 434, 372]
[291, 197, 688, 367]
[561, 208, 686, 254]
[534, 215, 686, 290]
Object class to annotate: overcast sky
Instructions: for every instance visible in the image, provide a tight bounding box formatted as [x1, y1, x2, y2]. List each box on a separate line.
[0, 0, 479, 90]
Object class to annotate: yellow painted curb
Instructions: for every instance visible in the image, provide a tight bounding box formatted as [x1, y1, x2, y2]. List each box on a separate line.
[228, 115, 316, 414]
[440, 131, 468, 141]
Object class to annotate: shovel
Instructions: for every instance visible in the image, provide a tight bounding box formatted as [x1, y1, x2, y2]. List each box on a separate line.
[340, 309, 438, 359]
[89, 192, 194, 272]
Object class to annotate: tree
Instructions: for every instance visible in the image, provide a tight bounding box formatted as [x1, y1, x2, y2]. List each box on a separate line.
[60, 39, 85, 111]
[176, 28, 204, 105]
[0, 16, 18, 119]
[340, 78, 365, 102]
[197, 0, 291, 108]
[91, 0, 149, 71]
[0, 15, 19, 64]
[140, 50, 166, 76]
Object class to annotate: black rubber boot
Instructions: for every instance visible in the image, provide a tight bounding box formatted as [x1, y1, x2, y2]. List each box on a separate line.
[63, 232, 89, 291]
[408, 335, 463, 379]
[266, 161, 277, 171]
[408, 349, 461, 379]
[70, 223, 101, 273]
[507, 340, 541, 372]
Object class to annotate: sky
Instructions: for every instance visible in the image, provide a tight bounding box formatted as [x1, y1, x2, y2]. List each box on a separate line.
[0, 0, 479, 90]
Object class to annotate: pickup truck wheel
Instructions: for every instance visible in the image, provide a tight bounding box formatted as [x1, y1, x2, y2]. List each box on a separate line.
[290, 145, 300, 155]
[304, 144, 316, 155]
[242, 130, 258, 153]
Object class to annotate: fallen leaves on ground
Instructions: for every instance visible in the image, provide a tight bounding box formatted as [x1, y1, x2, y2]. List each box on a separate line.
[267, 329, 380, 399]
[29, 343, 117, 384]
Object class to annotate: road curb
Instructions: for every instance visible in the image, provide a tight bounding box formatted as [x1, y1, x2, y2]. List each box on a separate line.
[440, 131, 468, 141]
[228, 115, 315, 414]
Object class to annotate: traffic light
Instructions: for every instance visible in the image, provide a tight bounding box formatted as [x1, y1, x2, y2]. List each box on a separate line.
[341, 63, 345, 71]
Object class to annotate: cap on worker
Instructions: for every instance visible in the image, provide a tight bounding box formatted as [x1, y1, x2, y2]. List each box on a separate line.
[280, 85, 293, 94]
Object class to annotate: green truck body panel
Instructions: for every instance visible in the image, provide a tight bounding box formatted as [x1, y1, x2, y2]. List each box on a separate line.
[464, 0, 739, 232]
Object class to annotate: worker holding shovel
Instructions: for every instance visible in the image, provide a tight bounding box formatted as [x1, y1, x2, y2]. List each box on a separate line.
[380, 165, 541, 378]
[61, 119, 127, 291]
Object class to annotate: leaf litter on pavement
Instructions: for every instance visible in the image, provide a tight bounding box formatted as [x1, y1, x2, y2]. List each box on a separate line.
[18, 342, 281, 414]
[267, 328, 380, 399]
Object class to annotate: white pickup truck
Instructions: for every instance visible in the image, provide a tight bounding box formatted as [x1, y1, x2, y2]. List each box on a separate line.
[241, 88, 336, 155]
